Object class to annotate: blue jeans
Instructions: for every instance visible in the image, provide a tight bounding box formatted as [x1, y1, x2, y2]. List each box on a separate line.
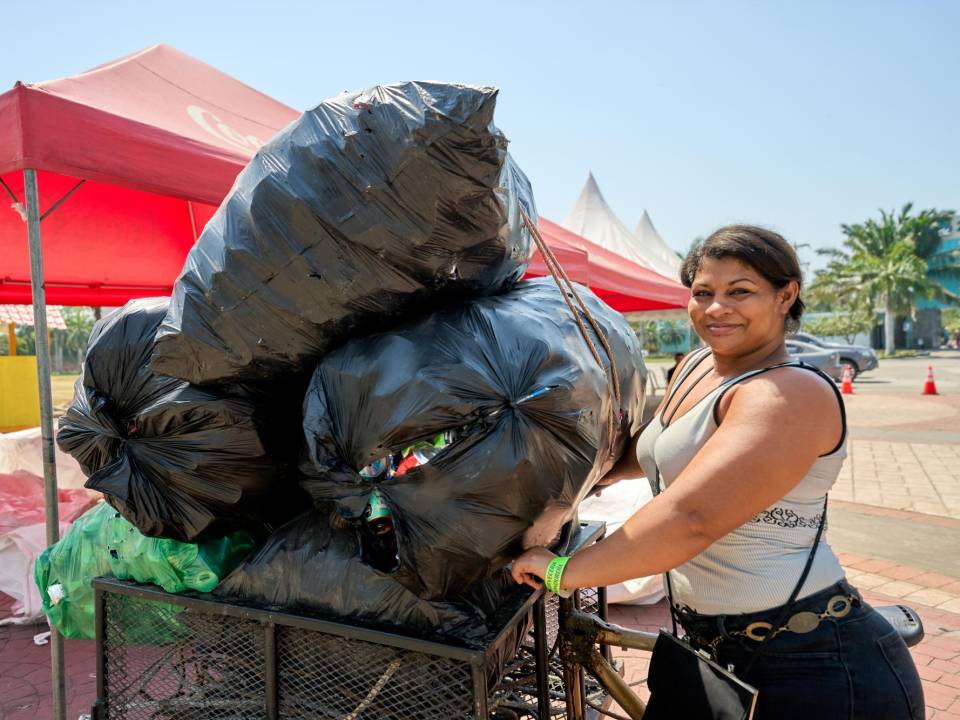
[681, 580, 925, 719]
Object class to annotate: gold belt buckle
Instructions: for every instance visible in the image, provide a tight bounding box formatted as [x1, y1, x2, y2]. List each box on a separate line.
[743, 621, 773, 641]
[826, 595, 853, 618]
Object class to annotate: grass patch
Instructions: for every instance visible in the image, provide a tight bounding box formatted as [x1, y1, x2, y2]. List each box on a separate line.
[51, 374, 79, 410]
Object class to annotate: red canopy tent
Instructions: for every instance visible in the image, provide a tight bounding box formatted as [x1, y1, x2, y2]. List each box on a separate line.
[0, 44, 299, 305]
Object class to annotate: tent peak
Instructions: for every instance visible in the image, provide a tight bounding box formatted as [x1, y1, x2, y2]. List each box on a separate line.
[562, 175, 683, 280]
[634, 210, 659, 236]
[583, 171, 603, 195]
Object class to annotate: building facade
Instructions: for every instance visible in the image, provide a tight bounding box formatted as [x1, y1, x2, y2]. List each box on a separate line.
[915, 215, 960, 348]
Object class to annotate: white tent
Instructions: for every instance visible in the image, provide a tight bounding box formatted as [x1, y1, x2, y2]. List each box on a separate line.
[561, 173, 681, 281]
[634, 210, 682, 281]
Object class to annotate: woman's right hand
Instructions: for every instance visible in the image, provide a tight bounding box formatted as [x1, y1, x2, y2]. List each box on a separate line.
[510, 547, 557, 589]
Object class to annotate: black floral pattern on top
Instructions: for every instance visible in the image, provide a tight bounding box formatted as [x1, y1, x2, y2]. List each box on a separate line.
[750, 507, 824, 529]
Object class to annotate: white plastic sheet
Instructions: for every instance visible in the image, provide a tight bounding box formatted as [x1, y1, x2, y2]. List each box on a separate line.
[0, 426, 88, 489]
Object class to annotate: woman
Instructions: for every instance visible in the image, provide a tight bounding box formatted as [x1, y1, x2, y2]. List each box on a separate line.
[512, 226, 924, 719]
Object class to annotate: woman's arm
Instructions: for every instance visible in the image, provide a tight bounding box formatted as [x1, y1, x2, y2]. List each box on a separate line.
[513, 368, 842, 591]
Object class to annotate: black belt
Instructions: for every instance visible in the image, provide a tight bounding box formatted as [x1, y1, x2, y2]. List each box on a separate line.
[675, 581, 861, 655]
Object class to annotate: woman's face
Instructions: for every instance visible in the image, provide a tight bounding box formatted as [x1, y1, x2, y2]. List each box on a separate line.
[688, 256, 797, 355]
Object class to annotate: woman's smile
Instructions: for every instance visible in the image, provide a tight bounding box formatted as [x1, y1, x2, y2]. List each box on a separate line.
[704, 321, 742, 336]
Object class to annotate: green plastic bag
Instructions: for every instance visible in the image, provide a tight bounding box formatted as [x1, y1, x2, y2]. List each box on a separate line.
[35, 502, 256, 640]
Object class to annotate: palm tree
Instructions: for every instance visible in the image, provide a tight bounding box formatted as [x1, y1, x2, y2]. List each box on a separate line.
[902, 204, 956, 263]
[813, 205, 957, 354]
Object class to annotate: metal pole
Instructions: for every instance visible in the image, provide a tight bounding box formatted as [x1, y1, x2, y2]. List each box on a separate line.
[533, 596, 552, 719]
[24, 168, 67, 720]
[264, 622, 278, 720]
[558, 595, 585, 720]
[597, 585, 613, 664]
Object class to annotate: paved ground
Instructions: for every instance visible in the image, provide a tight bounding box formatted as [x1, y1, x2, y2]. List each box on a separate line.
[4, 352, 960, 718]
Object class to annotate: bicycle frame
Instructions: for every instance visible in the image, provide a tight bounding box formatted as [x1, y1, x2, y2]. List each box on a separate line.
[558, 596, 658, 720]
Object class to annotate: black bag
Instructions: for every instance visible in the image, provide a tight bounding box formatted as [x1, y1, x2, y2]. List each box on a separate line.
[56, 298, 305, 543]
[300, 277, 646, 601]
[215, 508, 513, 642]
[645, 631, 758, 720]
[152, 81, 535, 385]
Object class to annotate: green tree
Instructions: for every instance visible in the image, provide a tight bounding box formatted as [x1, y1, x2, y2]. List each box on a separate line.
[802, 309, 875, 345]
[943, 308, 960, 337]
[812, 205, 957, 353]
[62, 307, 96, 367]
[15, 325, 36, 355]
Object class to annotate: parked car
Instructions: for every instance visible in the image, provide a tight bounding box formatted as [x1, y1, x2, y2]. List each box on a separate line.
[791, 331, 878, 378]
[784, 340, 844, 382]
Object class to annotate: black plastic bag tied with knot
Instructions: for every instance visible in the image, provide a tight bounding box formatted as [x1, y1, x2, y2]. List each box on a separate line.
[153, 81, 536, 384]
[300, 277, 647, 602]
[56, 298, 306, 543]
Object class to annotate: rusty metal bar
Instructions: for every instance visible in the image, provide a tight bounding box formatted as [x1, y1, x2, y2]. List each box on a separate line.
[585, 649, 646, 719]
[594, 625, 658, 652]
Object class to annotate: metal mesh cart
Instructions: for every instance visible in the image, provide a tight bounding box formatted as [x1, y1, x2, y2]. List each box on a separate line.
[91, 521, 608, 719]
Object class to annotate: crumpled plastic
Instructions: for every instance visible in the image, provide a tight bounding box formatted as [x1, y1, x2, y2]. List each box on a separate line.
[152, 81, 535, 385]
[35, 502, 256, 640]
[0, 471, 98, 537]
[1, 521, 71, 624]
[216, 508, 511, 642]
[56, 298, 304, 543]
[300, 277, 646, 601]
[0, 471, 98, 624]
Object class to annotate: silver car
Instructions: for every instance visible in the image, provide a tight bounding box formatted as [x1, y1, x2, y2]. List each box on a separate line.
[791, 331, 879, 378]
[785, 340, 844, 382]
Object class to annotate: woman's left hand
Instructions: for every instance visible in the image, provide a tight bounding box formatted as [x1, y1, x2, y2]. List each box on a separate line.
[510, 547, 558, 589]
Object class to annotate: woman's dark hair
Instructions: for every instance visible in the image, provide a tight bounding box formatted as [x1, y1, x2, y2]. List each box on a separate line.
[680, 224, 805, 331]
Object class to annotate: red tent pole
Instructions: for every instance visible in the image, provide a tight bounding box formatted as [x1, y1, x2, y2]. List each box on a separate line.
[24, 168, 67, 720]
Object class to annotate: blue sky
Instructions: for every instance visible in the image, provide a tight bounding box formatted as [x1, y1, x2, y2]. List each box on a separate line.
[5, 1, 958, 271]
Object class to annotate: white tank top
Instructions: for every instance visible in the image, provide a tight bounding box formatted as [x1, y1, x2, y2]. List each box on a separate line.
[635, 347, 847, 615]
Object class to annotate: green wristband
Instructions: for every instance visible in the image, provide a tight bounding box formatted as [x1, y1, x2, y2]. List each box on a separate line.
[544, 556, 572, 595]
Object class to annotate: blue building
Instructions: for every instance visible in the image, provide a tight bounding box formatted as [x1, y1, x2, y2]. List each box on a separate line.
[924, 216, 960, 303]
[915, 215, 960, 347]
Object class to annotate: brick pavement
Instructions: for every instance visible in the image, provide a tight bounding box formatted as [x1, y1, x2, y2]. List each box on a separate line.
[833, 440, 960, 518]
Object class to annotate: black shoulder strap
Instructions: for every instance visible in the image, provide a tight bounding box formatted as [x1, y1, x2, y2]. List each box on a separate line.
[664, 347, 711, 402]
[660, 347, 713, 427]
[741, 495, 828, 678]
[712, 361, 847, 456]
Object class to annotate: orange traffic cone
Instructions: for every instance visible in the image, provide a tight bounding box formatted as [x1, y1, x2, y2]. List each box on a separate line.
[922, 366, 938, 395]
[840, 364, 854, 395]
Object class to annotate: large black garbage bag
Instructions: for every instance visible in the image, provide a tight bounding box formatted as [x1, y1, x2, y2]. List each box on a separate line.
[216, 508, 509, 642]
[152, 81, 535, 385]
[56, 298, 304, 543]
[300, 277, 646, 601]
